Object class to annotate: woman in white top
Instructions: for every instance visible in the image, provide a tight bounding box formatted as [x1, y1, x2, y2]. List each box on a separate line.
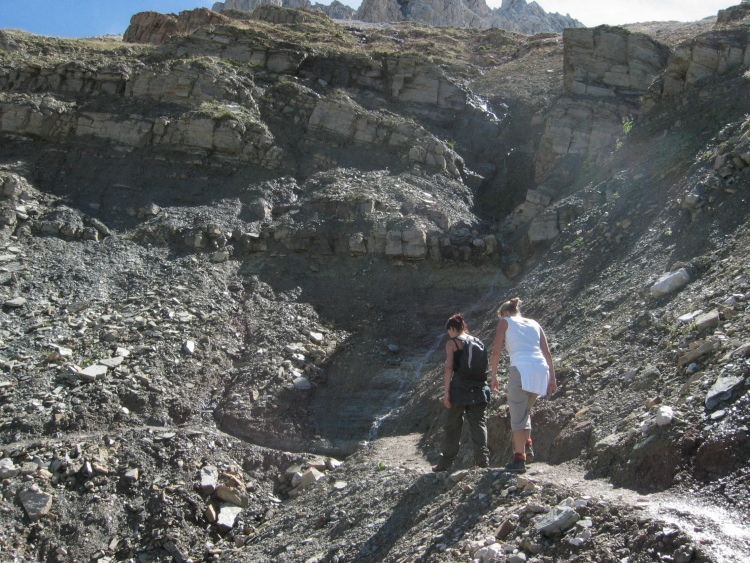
[490, 297, 556, 473]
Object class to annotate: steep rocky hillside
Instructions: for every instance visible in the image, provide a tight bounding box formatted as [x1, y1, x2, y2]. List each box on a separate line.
[0, 3, 749, 563]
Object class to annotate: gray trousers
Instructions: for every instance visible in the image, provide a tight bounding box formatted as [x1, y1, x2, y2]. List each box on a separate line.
[438, 402, 489, 466]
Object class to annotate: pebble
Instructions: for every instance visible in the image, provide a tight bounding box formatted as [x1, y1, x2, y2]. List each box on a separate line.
[293, 377, 312, 390]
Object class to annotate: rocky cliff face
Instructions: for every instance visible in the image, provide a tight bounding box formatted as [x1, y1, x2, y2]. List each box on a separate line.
[2, 4, 750, 562]
[499, 26, 671, 245]
[357, 0, 583, 33]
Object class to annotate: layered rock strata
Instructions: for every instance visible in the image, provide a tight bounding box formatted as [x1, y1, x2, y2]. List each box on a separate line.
[508, 27, 671, 243]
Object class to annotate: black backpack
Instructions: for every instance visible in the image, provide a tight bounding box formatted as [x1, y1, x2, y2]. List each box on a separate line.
[453, 335, 489, 383]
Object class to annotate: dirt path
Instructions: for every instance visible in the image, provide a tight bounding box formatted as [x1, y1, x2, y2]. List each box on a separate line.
[367, 432, 433, 471]
[368, 432, 750, 562]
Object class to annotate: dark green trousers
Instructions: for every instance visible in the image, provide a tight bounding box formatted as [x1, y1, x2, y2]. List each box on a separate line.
[437, 402, 489, 468]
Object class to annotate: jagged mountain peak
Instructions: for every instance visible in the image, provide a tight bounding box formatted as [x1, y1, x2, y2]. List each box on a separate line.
[357, 0, 584, 33]
[212, 0, 357, 21]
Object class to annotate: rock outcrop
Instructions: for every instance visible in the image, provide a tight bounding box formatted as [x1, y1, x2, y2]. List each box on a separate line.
[507, 26, 670, 243]
[356, 0, 583, 34]
[212, 0, 356, 20]
[563, 26, 670, 101]
[123, 8, 232, 44]
[716, 0, 750, 25]
[657, 28, 750, 98]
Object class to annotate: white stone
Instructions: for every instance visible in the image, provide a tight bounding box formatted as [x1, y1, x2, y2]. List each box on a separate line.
[650, 268, 690, 297]
[217, 504, 243, 532]
[0, 458, 20, 479]
[200, 465, 219, 494]
[678, 310, 703, 323]
[99, 356, 124, 368]
[211, 250, 230, 263]
[52, 346, 73, 357]
[654, 406, 674, 426]
[79, 365, 108, 381]
[450, 470, 469, 483]
[326, 458, 342, 470]
[474, 543, 504, 562]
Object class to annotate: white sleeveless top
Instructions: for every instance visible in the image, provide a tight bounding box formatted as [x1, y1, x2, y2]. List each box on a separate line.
[504, 316, 549, 395]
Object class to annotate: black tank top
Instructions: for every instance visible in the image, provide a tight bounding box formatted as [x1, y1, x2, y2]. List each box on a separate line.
[451, 338, 464, 373]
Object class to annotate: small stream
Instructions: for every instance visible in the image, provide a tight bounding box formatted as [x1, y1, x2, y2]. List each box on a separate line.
[531, 463, 750, 562]
[643, 495, 750, 562]
[367, 333, 444, 441]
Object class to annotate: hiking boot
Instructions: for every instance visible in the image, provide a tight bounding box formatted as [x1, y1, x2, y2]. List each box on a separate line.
[474, 459, 489, 469]
[525, 443, 535, 462]
[504, 458, 526, 473]
[432, 457, 453, 472]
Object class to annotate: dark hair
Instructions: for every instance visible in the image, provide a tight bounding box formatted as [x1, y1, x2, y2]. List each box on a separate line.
[446, 313, 468, 332]
[499, 297, 522, 316]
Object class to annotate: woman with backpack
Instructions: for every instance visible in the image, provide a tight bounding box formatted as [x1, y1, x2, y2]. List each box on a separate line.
[432, 313, 491, 472]
[490, 297, 557, 473]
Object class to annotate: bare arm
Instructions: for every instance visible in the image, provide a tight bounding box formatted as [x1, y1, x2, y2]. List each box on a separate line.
[443, 339, 456, 408]
[540, 328, 557, 395]
[490, 319, 508, 392]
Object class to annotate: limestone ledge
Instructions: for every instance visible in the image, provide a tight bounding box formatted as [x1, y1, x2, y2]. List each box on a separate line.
[307, 91, 463, 177]
[563, 26, 670, 102]
[0, 60, 259, 109]
[171, 28, 468, 110]
[179, 223, 500, 262]
[0, 94, 282, 168]
[660, 28, 750, 98]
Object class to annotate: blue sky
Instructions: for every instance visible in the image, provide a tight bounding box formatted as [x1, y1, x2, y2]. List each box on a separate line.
[0, 0, 740, 38]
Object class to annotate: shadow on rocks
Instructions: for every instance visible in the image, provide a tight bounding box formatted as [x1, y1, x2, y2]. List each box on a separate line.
[354, 470, 505, 562]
